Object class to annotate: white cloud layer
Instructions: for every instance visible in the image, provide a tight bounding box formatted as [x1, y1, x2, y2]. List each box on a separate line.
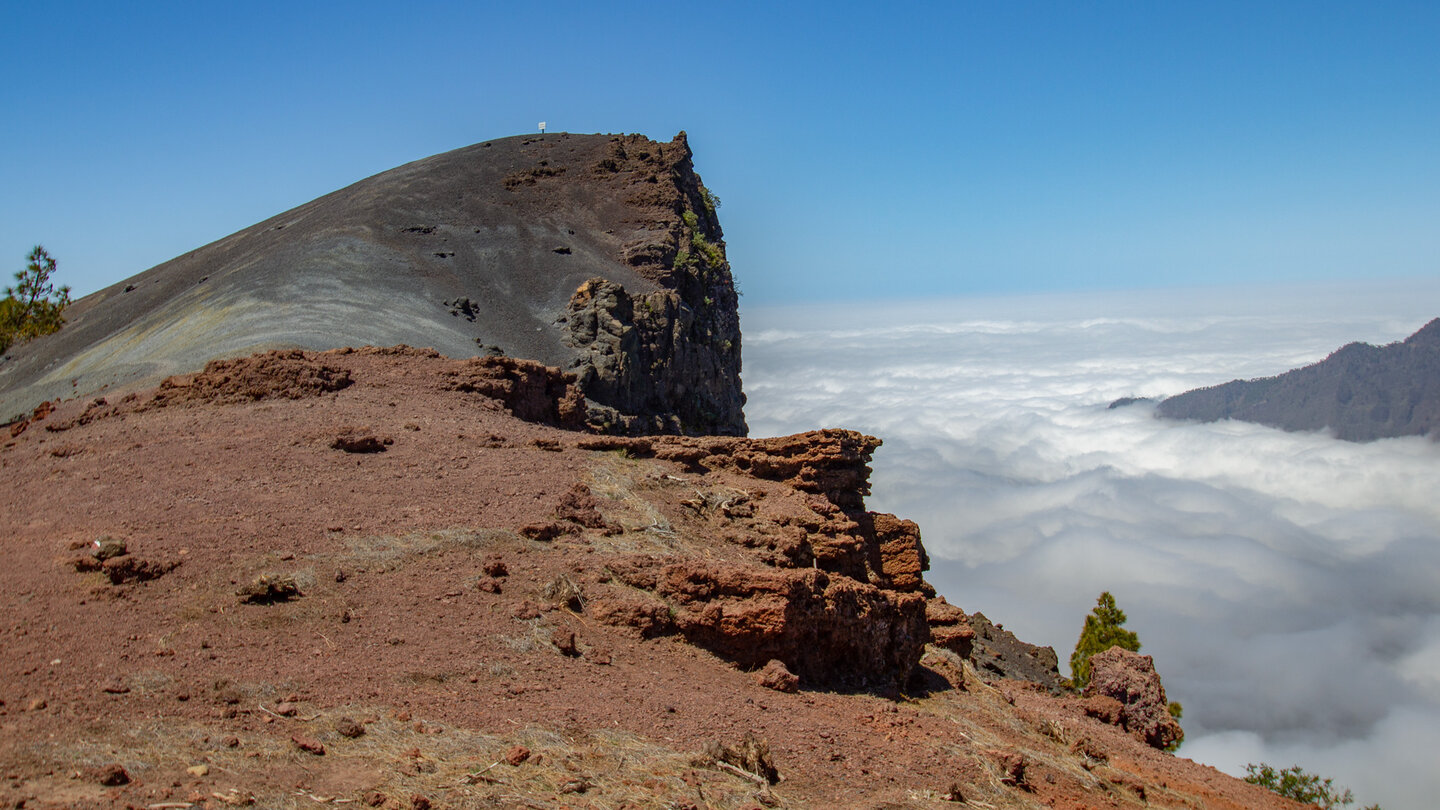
[742, 279, 1440, 810]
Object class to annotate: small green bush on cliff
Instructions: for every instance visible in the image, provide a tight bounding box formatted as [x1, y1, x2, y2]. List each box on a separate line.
[700, 187, 721, 219]
[1, 246, 71, 354]
[690, 232, 724, 268]
[1244, 763, 1380, 809]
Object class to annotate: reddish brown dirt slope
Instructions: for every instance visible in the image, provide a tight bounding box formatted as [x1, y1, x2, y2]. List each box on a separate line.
[0, 349, 1302, 810]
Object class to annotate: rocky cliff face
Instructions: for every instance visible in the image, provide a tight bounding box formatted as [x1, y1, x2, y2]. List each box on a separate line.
[560, 133, 744, 436]
[0, 132, 746, 437]
[566, 428, 932, 688]
[1155, 316, 1440, 441]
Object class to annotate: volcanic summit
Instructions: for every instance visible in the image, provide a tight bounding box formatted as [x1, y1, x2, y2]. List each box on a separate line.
[0, 132, 745, 437]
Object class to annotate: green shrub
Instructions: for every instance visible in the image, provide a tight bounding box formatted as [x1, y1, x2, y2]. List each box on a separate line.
[690, 232, 724, 268]
[1164, 701, 1184, 752]
[1244, 763, 1379, 809]
[700, 187, 721, 219]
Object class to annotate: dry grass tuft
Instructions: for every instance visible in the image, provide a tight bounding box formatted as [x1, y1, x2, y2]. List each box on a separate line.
[334, 528, 523, 573]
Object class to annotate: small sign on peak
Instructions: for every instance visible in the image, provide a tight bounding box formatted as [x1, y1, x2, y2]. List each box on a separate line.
[538, 122, 546, 133]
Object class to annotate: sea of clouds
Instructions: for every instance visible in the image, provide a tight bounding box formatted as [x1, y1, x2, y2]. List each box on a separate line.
[741, 279, 1440, 809]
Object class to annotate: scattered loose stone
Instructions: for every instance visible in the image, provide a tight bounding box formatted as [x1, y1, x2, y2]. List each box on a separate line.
[551, 628, 580, 657]
[754, 659, 799, 693]
[505, 745, 531, 766]
[335, 717, 366, 738]
[331, 430, 392, 453]
[291, 735, 325, 755]
[94, 763, 130, 786]
[100, 679, 130, 695]
[93, 536, 128, 561]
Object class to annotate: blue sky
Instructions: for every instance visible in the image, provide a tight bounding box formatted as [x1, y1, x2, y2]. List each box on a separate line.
[2, 1, 1437, 302]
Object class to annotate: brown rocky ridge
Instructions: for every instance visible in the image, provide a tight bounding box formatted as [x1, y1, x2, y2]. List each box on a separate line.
[0, 346, 1304, 809]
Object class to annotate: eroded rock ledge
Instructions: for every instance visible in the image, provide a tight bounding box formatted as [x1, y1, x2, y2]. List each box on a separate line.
[572, 430, 931, 689]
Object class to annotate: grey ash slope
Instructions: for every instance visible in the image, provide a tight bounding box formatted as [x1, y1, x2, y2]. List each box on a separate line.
[0, 132, 745, 435]
[1156, 317, 1440, 441]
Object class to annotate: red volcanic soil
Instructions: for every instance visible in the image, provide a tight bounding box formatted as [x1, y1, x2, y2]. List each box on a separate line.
[0, 348, 1301, 809]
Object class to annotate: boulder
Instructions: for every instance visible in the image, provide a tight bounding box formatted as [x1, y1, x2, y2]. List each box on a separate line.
[1084, 647, 1183, 750]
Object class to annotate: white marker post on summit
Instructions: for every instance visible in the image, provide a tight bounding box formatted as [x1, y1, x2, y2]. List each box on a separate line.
[538, 122, 546, 134]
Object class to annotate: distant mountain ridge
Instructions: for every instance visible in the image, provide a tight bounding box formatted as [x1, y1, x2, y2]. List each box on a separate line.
[1156, 317, 1440, 441]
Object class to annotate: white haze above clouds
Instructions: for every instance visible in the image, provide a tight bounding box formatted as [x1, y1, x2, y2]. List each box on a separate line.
[741, 279, 1440, 810]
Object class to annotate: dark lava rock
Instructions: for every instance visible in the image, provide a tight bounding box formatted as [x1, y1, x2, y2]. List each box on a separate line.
[966, 612, 1063, 690]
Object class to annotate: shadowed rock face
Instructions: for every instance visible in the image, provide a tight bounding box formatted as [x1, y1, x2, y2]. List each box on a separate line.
[0, 131, 746, 436]
[1155, 317, 1440, 441]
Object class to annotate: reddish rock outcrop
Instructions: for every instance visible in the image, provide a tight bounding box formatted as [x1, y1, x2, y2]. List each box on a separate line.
[1084, 647, 1184, 750]
[437, 355, 586, 429]
[708, 429, 879, 510]
[754, 659, 800, 693]
[926, 597, 976, 658]
[569, 428, 937, 688]
[146, 349, 353, 407]
[650, 429, 935, 593]
[0, 340, 1307, 809]
[869, 512, 928, 592]
[5, 399, 55, 437]
[588, 589, 676, 639]
[656, 561, 927, 689]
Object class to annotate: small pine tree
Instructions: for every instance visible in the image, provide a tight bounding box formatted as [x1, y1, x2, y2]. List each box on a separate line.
[1, 246, 71, 353]
[1069, 591, 1141, 688]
